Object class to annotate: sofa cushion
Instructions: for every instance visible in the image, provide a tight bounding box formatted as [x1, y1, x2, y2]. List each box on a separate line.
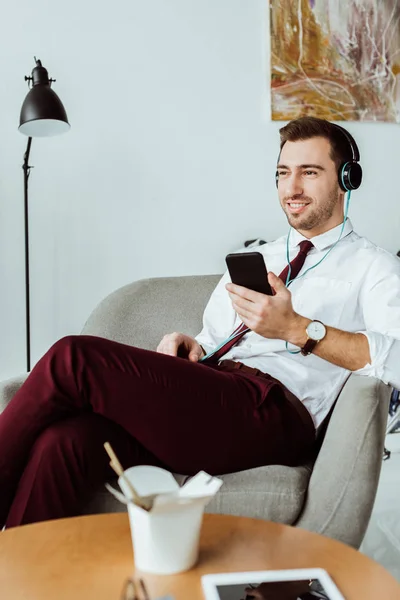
[82, 465, 312, 524]
[205, 464, 312, 523]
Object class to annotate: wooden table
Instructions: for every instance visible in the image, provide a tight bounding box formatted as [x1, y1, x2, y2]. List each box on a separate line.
[0, 513, 399, 599]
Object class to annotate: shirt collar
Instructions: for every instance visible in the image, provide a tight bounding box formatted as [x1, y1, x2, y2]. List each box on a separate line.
[288, 218, 354, 251]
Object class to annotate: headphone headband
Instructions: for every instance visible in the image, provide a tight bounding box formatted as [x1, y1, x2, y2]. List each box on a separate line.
[275, 120, 362, 192]
[331, 123, 360, 163]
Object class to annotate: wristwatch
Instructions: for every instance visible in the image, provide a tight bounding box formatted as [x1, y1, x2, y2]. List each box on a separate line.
[301, 320, 327, 356]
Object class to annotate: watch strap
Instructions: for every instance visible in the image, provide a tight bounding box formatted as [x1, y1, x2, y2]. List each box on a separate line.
[301, 338, 318, 356]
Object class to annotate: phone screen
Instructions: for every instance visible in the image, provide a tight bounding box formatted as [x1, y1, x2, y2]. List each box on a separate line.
[215, 578, 331, 599]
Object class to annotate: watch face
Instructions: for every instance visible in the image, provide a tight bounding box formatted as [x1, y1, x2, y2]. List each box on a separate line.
[306, 320, 326, 341]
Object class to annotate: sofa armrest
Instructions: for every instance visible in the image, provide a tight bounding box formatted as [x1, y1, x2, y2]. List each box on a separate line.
[295, 374, 390, 548]
[0, 374, 28, 413]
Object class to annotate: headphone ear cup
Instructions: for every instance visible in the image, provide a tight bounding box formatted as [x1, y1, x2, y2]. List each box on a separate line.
[339, 161, 363, 191]
[275, 171, 279, 188]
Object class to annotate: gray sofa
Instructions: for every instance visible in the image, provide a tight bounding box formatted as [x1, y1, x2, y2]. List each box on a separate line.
[0, 275, 390, 548]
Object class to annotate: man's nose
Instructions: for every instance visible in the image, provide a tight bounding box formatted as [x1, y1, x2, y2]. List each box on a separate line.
[285, 173, 303, 197]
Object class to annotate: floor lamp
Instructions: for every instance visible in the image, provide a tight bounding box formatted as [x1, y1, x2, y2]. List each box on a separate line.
[19, 58, 70, 372]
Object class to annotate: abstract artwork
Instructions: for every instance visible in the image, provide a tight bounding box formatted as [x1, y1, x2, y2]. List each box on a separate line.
[270, 0, 400, 122]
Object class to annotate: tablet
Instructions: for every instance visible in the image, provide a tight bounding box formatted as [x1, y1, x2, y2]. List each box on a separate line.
[201, 568, 345, 600]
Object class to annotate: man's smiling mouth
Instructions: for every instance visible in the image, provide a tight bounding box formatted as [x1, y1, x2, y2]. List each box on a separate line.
[286, 201, 310, 213]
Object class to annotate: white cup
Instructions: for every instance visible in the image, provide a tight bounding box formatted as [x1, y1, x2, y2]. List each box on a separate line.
[128, 500, 204, 574]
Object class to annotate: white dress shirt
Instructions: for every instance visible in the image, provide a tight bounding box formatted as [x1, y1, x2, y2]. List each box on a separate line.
[195, 219, 400, 428]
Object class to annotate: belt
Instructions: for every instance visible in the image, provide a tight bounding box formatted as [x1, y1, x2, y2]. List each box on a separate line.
[218, 359, 264, 377]
[217, 359, 315, 434]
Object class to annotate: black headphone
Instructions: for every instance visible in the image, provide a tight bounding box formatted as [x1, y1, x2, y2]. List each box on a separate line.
[275, 123, 363, 192]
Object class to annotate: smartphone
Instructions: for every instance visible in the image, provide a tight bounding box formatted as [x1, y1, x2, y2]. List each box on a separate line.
[225, 252, 272, 295]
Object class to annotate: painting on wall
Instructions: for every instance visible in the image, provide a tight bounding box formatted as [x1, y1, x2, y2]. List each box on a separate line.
[270, 0, 400, 122]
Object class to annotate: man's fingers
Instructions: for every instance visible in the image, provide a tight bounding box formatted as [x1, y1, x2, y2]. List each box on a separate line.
[231, 297, 252, 319]
[156, 334, 181, 356]
[229, 292, 251, 311]
[164, 346, 178, 356]
[157, 345, 177, 356]
[268, 271, 286, 293]
[188, 349, 201, 362]
[233, 307, 252, 323]
[225, 282, 259, 302]
[157, 333, 201, 359]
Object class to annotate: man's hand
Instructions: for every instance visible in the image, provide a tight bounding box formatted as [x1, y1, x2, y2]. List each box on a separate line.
[226, 272, 302, 342]
[226, 272, 371, 370]
[156, 332, 205, 362]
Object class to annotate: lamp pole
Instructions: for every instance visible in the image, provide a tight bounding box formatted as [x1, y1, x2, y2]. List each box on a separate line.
[22, 137, 33, 372]
[19, 58, 70, 372]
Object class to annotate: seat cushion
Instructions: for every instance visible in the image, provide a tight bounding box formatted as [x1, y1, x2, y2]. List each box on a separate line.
[205, 464, 312, 523]
[82, 465, 312, 524]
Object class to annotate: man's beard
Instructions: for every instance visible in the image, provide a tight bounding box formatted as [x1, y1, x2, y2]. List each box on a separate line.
[283, 187, 339, 231]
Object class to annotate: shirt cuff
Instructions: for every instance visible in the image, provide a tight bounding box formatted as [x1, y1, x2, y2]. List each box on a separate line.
[353, 330, 394, 380]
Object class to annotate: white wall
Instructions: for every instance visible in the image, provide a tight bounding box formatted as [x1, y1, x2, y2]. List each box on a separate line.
[0, 0, 399, 379]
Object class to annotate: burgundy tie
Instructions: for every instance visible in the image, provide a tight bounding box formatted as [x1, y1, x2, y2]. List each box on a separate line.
[279, 240, 314, 286]
[203, 240, 314, 364]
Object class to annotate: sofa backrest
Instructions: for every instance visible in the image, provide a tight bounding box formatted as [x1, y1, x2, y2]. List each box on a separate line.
[82, 275, 222, 349]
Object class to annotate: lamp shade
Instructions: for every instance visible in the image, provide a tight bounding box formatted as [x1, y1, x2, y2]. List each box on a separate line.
[19, 59, 70, 137]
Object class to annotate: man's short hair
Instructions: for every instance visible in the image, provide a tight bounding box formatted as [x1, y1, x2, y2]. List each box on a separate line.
[279, 116, 353, 171]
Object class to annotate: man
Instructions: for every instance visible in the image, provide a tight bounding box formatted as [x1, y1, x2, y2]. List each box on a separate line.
[1, 117, 400, 528]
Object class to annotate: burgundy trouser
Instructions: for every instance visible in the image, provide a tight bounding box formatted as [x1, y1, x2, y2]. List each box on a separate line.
[0, 335, 315, 528]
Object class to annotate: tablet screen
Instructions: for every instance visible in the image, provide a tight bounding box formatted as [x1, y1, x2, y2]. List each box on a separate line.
[215, 577, 331, 599]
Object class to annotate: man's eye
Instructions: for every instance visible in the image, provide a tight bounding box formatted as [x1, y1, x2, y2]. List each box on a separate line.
[278, 171, 288, 177]
[304, 170, 317, 176]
